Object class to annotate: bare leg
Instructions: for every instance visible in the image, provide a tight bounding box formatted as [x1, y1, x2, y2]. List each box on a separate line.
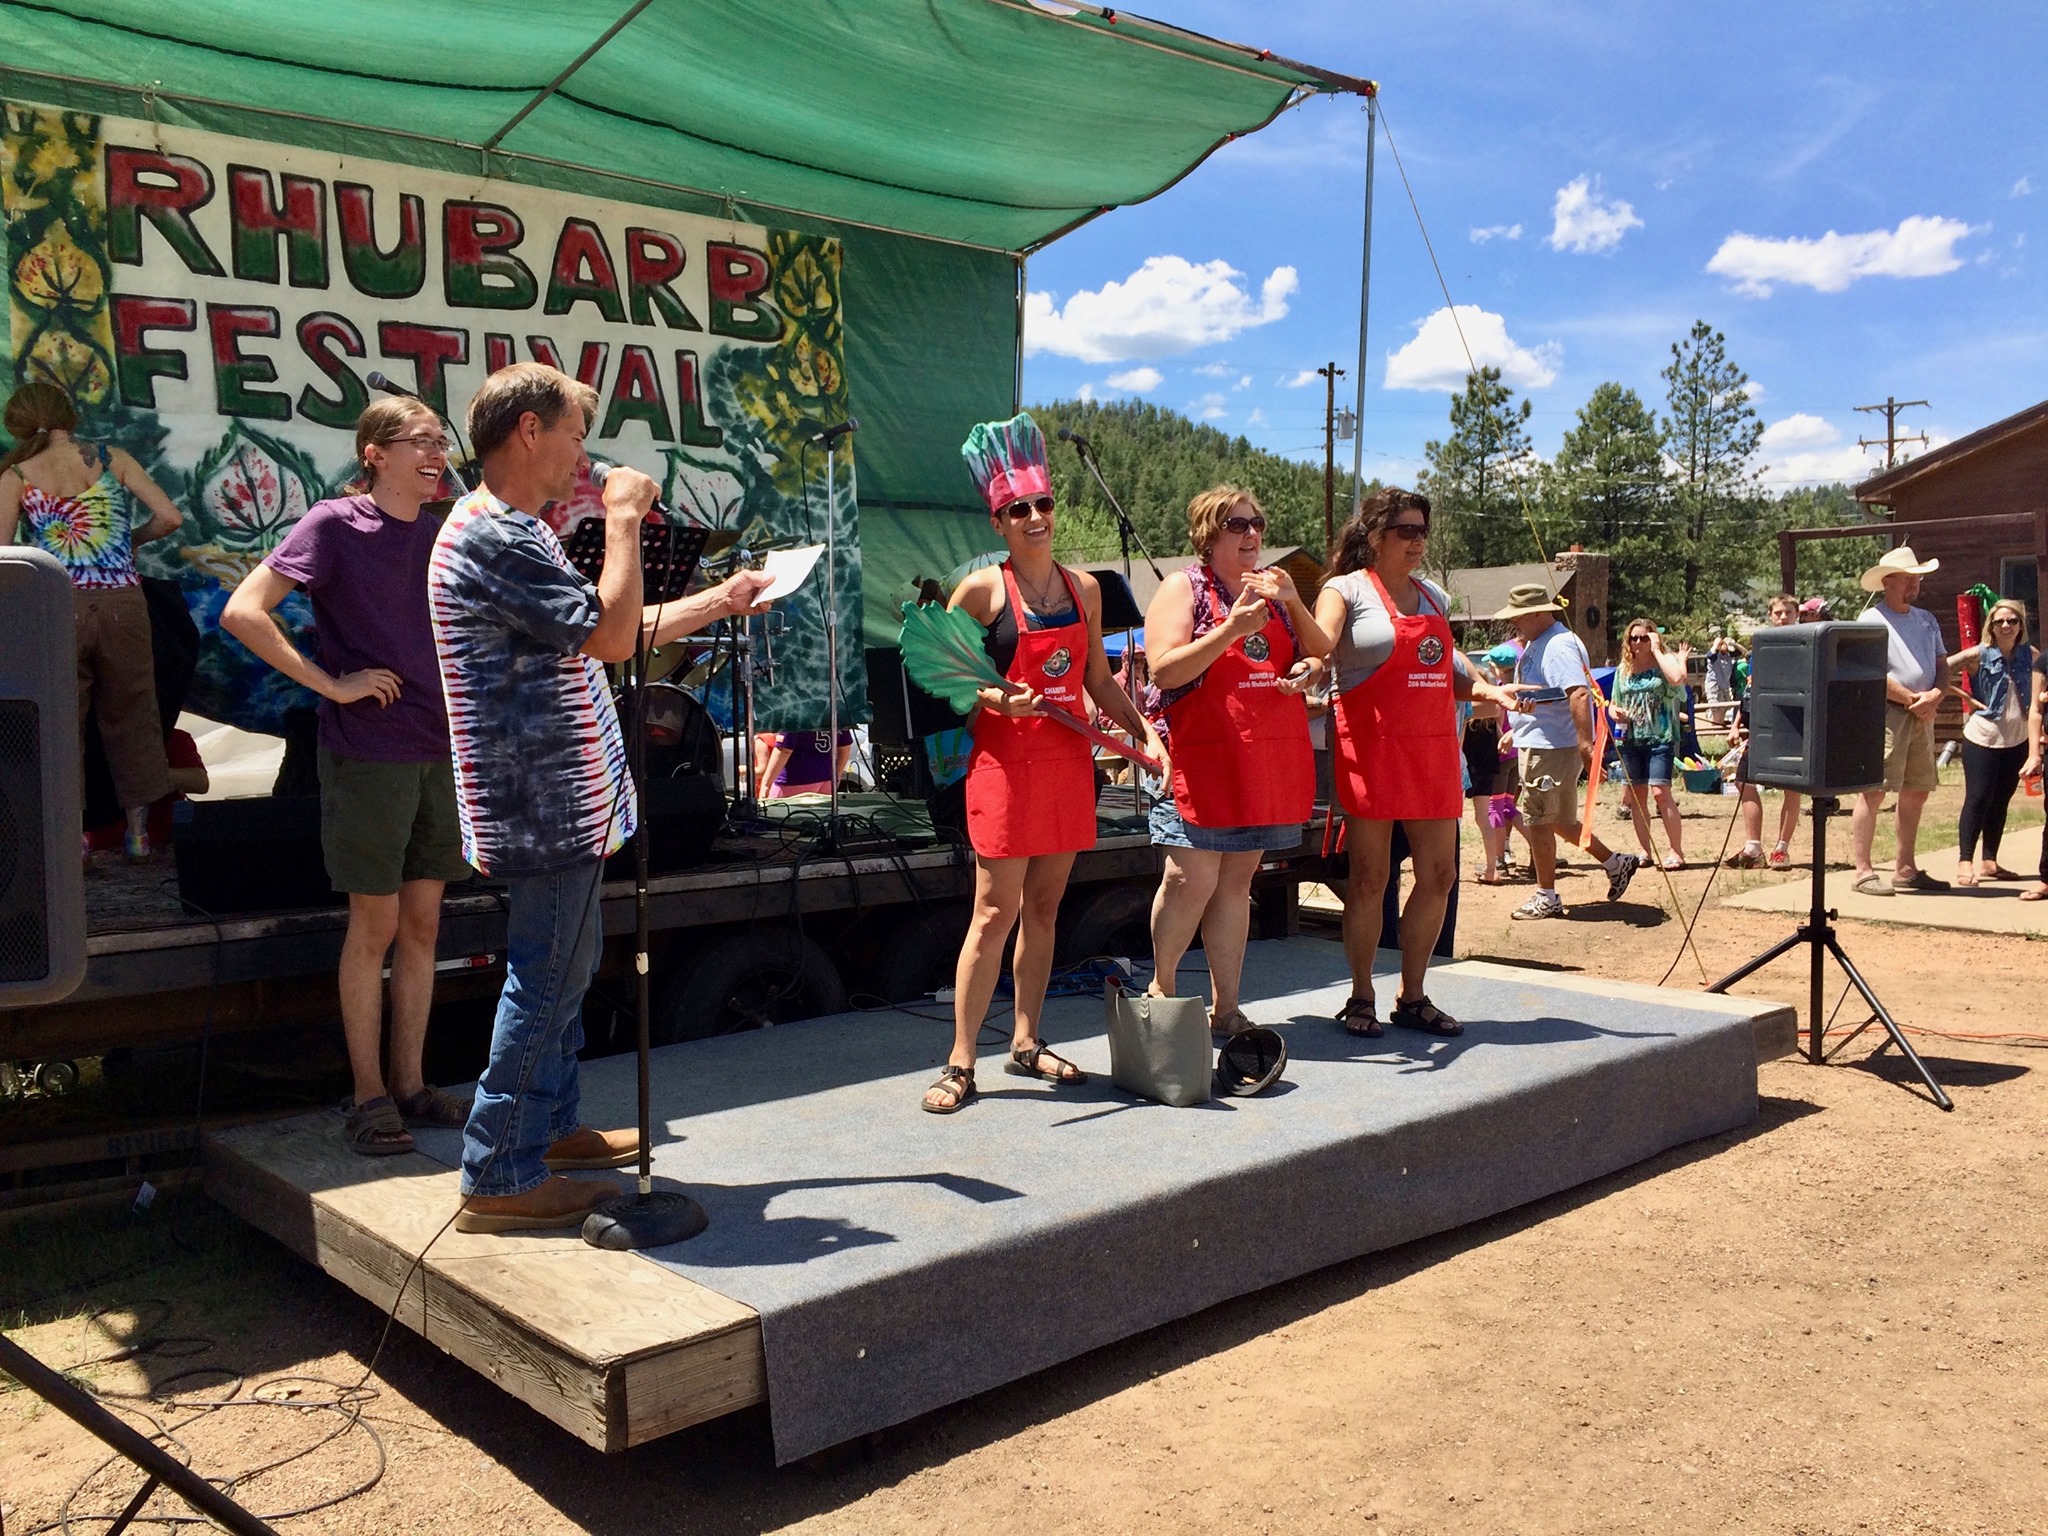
[1653, 785, 1684, 861]
[1529, 821, 1559, 888]
[1557, 818, 1619, 865]
[1150, 848, 1220, 997]
[1894, 788, 1928, 878]
[1200, 849, 1266, 1017]
[947, 855, 1028, 1069]
[338, 893, 402, 1106]
[384, 879, 445, 1101]
[1010, 852, 1078, 1049]
[1472, 798, 1506, 881]
[1394, 820, 1459, 1004]
[1339, 818, 1394, 1000]
[1623, 782, 1655, 859]
[1850, 788, 1884, 877]
[1738, 785, 1764, 846]
[1777, 790, 1803, 848]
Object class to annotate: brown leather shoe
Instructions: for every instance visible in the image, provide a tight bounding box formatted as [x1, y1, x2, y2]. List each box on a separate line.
[454, 1175, 615, 1233]
[542, 1125, 639, 1171]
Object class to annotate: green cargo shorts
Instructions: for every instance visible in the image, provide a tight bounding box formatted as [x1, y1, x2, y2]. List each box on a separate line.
[317, 748, 473, 896]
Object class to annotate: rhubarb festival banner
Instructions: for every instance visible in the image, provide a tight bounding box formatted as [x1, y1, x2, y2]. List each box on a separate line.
[1, 100, 859, 737]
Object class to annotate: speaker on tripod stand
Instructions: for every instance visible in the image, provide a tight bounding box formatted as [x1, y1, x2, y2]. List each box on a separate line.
[1707, 621, 1952, 1109]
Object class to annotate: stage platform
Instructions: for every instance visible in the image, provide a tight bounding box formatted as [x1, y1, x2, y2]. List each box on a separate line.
[204, 938, 1796, 1462]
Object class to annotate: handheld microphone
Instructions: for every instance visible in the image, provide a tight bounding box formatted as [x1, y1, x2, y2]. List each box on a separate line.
[796, 416, 859, 446]
[365, 370, 417, 399]
[589, 461, 674, 521]
[1057, 426, 1091, 450]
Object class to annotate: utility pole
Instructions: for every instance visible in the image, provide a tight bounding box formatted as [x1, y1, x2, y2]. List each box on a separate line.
[1317, 362, 1346, 549]
[1855, 395, 1930, 469]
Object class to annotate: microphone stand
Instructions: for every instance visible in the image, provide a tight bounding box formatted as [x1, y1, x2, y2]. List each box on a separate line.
[1069, 436, 1157, 816]
[813, 423, 859, 853]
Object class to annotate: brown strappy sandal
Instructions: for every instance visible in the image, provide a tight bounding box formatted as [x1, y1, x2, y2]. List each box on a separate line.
[922, 1064, 976, 1114]
[1006, 1042, 1086, 1084]
[1337, 996, 1382, 1038]
[343, 1095, 415, 1156]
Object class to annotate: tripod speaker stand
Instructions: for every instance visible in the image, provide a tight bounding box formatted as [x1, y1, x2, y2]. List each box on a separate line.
[1705, 796, 1952, 1111]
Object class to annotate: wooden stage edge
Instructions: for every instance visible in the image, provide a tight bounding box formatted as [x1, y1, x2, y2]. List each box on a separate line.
[202, 1119, 766, 1452]
[201, 964, 1797, 1455]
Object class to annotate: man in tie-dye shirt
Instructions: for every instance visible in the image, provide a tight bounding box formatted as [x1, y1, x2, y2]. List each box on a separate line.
[428, 363, 772, 1232]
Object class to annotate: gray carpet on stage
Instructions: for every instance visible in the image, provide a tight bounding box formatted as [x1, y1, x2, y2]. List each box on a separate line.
[413, 936, 1766, 1463]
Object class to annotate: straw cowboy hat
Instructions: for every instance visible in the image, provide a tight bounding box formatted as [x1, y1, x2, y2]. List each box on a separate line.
[1491, 582, 1564, 619]
[1859, 545, 1940, 592]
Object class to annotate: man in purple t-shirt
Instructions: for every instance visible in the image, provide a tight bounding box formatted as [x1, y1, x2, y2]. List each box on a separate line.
[223, 400, 475, 1157]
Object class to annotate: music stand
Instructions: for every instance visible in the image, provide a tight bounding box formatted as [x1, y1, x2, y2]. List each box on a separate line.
[563, 516, 710, 604]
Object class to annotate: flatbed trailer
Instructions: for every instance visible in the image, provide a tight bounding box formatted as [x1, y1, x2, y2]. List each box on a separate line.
[1, 796, 1315, 1068]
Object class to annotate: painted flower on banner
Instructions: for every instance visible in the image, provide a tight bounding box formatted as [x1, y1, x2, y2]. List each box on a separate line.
[184, 423, 323, 559]
[25, 326, 111, 401]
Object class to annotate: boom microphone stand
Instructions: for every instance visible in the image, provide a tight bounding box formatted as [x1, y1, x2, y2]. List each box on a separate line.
[1060, 428, 1159, 817]
[1705, 796, 1951, 1111]
[810, 418, 861, 853]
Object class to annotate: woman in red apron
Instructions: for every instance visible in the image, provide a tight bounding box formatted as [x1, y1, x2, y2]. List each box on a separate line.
[923, 413, 1165, 1114]
[1311, 488, 1521, 1039]
[1144, 486, 1329, 1038]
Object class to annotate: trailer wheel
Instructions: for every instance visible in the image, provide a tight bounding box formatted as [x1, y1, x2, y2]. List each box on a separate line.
[652, 930, 845, 1045]
[1057, 881, 1155, 967]
[866, 904, 970, 1004]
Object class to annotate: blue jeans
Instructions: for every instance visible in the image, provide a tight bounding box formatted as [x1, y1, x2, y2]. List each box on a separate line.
[1617, 740, 1674, 787]
[460, 858, 604, 1197]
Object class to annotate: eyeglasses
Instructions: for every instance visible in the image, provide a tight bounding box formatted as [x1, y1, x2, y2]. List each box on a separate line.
[1221, 514, 1267, 535]
[1384, 521, 1429, 540]
[1628, 633, 1652, 643]
[1992, 617, 2022, 628]
[387, 434, 451, 453]
[1002, 496, 1056, 520]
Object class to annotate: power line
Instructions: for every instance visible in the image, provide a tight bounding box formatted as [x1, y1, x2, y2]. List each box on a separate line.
[1854, 395, 1929, 469]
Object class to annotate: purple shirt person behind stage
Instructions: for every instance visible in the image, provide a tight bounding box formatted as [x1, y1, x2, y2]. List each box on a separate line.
[266, 493, 450, 763]
[762, 729, 853, 797]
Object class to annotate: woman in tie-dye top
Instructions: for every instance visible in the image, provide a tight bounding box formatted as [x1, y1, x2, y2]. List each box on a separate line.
[0, 383, 184, 858]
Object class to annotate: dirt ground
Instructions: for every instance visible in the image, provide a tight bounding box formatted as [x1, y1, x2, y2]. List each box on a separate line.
[4, 781, 2045, 1535]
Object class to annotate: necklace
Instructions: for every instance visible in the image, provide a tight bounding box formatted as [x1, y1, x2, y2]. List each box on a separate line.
[1015, 561, 1065, 616]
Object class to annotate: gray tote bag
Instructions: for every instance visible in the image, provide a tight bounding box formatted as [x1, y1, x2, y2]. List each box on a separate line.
[1104, 983, 1212, 1107]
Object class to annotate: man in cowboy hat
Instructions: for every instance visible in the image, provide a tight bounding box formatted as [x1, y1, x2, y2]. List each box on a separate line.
[1492, 583, 1639, 918]
[1850, 545, 1949, 895]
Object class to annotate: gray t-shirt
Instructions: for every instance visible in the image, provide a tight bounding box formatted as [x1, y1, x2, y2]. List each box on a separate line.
[1510, 621, 1594, 751]
[1864, 601, 1942, 693]
[1329, 571, 1450, 694]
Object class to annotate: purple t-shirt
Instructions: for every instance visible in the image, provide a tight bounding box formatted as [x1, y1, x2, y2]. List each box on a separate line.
[264, 494, 449, 763]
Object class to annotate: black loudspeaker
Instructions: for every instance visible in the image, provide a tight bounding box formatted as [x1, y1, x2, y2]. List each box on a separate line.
[604, 772, 725, 878]
[0, 550, 86, 1004]
[1083, 568, 1146, 632]
[864, 645, 967, 747]
[1745, 621, 1889, 794]
[173, 795, 330, 915]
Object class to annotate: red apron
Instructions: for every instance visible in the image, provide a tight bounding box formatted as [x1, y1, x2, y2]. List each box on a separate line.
[1332, 570, 1462, 821]
[965, 563, 1098, 860]
[1167, 566, 1314, 828]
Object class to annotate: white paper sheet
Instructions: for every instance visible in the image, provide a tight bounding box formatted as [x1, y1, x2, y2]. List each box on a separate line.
[755, 544, 825, 604]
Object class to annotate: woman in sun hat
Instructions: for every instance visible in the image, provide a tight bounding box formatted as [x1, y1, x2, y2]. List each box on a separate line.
[921, 413, 1164, 1115]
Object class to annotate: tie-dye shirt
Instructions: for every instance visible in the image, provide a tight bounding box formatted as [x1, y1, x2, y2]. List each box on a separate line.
[427, 486, 636, 876]
[18, 466, 138, 590]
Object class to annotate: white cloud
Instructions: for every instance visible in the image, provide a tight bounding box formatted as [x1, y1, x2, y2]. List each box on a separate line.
[1547, 176, 1642, 254]
[1106, 366, 1162, 392]
[1758, 412, 1838, 452]
[2014, 176, 2035, 198]
[1383, 305, 1561, 393]
[1754, 412, 1905, 491]
[1075, 382, 1096, 403]
[1233, 374, 1253, 391]
[1246, 408, 1269, 427]
[1706, 214, 1977, 296]
[1190, 362, 1232, 377]
[1470, 222, 1523, 243]
[1282, 369, 1319, 387]
[1023, 256, 1298, 363]
[1741, 379, 1766, 403]
[1190, 392, 1228, 421]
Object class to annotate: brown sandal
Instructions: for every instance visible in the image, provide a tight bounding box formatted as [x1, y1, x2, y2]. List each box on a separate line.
[343, 1095, 415, 1156]
[1208, 1007, 1254, 1039]
[922, 1064, 976, 1114]
[1337, 996, 1382, 1038]
[1006, 1042, 1086, 1084]
[394, 1084, 472, 1128]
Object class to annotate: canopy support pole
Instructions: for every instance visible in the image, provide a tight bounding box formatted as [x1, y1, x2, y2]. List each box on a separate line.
[1348, 89, 1378, 523]
[481, 0, 655, 151]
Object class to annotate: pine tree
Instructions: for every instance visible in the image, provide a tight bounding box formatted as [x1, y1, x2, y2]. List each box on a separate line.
[1421, 367, 1537, 575]
[1660, 321, 1762, 617]
[1542, 382, 1677, 630]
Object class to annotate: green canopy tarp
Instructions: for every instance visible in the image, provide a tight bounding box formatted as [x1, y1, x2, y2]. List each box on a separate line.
[1, 0, 1366, 637]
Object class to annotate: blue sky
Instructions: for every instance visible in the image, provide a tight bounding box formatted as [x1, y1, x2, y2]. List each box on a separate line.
[1020, 1, 2047, 494]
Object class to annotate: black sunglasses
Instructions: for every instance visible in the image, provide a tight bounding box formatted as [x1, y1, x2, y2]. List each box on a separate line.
[1383, 520, 1429, 540]
[1991, 617, 2022, 627]
[1221, 513, 1267, 535]
[1001, 495, 1056, 520]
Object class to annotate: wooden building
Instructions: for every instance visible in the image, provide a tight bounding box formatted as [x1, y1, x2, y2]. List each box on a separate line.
[1846, 399, 2048, 646]
[1442, 550, 1613, 665]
